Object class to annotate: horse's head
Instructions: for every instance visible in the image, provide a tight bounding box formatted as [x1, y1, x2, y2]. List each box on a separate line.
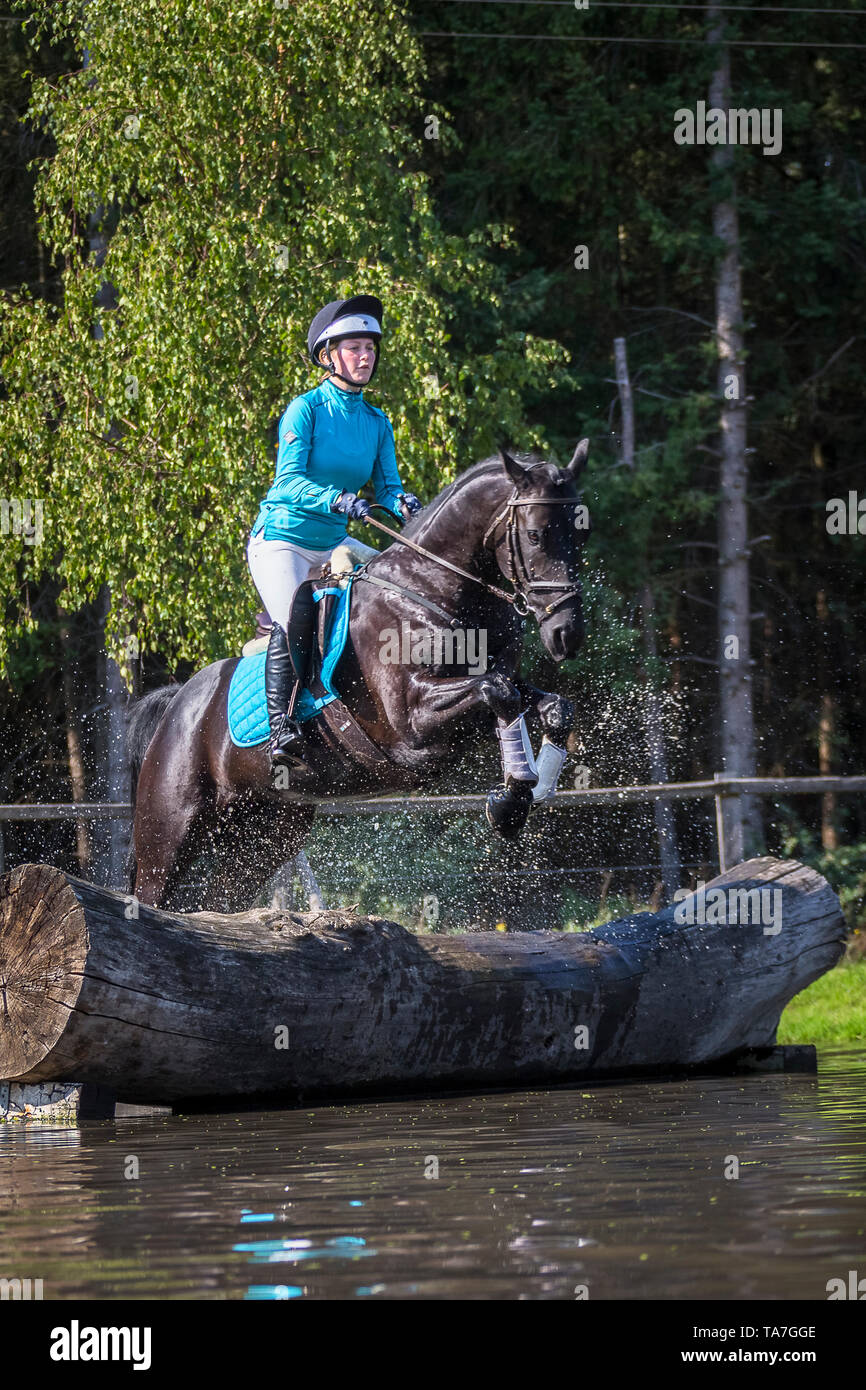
[489, 440, 590, 661]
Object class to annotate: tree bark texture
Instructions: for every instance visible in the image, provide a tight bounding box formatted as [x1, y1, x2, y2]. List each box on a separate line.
[0, 858, 845, 1106]
[709, 8, 763, 859]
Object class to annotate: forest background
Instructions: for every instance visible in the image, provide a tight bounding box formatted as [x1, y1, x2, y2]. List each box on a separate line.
[0, 0, 863, 933]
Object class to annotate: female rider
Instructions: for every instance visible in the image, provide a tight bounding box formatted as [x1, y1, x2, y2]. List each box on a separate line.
[247, 294, 421, 772]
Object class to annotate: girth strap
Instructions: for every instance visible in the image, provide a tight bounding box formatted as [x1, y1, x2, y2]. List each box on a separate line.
[318, 699, 418, 789]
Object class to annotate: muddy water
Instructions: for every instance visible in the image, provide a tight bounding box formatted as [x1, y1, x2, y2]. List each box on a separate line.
[0, 1048, 864, 1300]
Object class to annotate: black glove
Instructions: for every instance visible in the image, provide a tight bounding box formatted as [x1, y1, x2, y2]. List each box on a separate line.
[399, 492, 422, 518]
[332, 491, 373, 523]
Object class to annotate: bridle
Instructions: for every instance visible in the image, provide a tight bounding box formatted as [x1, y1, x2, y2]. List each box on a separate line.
[481, 489, 584, 617]
[362, 488, 583, 620]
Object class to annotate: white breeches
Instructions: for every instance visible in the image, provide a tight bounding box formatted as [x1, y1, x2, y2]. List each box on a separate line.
[246, 534, 334, 632]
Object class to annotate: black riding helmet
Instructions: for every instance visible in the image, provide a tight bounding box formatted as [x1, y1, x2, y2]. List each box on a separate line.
[307, 294, 384, 386]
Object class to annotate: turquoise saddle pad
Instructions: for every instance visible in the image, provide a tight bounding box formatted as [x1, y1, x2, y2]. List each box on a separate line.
[227, 578, 354, 748]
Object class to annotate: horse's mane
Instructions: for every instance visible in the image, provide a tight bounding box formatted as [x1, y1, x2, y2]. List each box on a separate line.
[400, 449, 549, 540]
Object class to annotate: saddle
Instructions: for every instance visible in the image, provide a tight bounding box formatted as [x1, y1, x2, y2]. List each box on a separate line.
[242, 539, 378, 656]
[228, 574, 353, 746]
[229, 540, 418, 789]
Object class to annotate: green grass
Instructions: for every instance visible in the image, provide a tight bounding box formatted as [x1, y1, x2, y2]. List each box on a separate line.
[777, 958, 866, 1047]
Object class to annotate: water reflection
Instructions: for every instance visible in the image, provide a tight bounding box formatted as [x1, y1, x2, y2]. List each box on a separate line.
[0, 1048, 863, 1299]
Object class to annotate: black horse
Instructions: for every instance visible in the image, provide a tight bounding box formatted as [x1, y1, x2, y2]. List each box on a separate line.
[127, 442, 590, 911]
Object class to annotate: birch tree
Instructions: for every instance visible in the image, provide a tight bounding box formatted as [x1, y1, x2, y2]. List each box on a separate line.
[0, 0, 566, 679]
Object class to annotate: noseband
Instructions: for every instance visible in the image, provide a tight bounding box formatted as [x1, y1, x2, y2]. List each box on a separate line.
[481, 490, 584, 618]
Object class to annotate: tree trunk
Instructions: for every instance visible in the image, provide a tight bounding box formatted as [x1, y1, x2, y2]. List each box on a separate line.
[812, 438, 839, 849]
[639, 582, 681, 902]
[0, 858, 844, 1106]
[57, 608, 91, 875]
[82, 34, 128, 887]
[709, 6, 763, 862]
[614, 336, 681, 899]
[91, 586, 130, 890]
[818, 688, 838, 851]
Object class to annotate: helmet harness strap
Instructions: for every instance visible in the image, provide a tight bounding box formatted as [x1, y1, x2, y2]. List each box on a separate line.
[321, 337, 379, 388]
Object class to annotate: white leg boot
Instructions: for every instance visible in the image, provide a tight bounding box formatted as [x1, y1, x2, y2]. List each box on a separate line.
[531, 735, 568, 803]
[495, 713, 539, 787]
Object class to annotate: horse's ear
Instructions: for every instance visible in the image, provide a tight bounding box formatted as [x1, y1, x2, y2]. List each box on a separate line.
[565, 438, 590, 480]
[499, 447, 533, 492]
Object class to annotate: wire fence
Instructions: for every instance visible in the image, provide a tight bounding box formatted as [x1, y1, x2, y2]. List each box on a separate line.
[1, 774, 863, 926]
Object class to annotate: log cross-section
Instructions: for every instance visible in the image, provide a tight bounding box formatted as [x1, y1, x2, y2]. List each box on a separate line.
[0, 857, 846, 1106]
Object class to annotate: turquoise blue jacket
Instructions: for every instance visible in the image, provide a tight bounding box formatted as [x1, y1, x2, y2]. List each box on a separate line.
[250, 377, 404, 549]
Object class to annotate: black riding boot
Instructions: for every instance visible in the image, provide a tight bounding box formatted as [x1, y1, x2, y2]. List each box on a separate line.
[264, 620, 308, 771]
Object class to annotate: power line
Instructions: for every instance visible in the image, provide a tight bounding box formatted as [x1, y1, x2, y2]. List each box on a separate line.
[418, 28, 866, 44]
[424, 1, 865, 14]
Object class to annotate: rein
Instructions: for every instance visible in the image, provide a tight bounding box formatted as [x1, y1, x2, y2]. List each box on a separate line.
[363, 495, 581, 618]
[363, 507, 517, 608]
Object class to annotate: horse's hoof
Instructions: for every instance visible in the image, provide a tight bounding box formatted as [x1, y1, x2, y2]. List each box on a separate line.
[485, 781, 534, 840]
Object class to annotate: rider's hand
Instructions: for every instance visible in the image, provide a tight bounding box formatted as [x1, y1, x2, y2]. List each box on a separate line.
[399, 492, 422, 519]
[333, 491, 373, 523]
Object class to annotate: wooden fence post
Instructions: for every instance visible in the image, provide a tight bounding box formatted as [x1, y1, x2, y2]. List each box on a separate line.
[714, 772, 727, 873]
[714, 772, 746, 872]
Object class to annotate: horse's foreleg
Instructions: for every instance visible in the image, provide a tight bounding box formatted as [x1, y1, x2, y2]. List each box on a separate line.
[404, 669, 521, 743]
[404, 671, 536, 841]
[509, 680, 576, 803]
[510, 680, 575, 739]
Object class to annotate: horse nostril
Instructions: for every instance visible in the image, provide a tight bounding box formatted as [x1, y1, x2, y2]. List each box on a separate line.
[549, 625, 566, 656]
[552, 619, 580, 658]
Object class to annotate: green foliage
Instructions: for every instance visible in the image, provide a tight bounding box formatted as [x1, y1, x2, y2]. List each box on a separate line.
[560, 888, 654, 934]
[0, 0, 567, 678]
[780, 828, 866, 935]
[303, 807, 540, 931]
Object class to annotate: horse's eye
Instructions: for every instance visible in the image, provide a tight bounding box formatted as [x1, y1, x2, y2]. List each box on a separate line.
[527, 529, 541, 545]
